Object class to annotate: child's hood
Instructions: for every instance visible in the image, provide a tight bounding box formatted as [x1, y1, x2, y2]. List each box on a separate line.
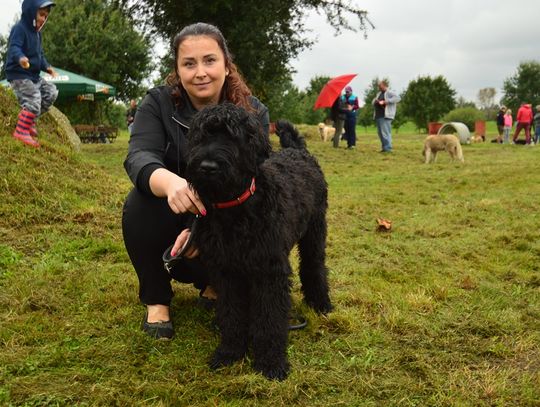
[21, 0, 55, 31]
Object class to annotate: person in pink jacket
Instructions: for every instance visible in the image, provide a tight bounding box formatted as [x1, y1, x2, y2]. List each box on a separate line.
[512, 102, 533, 145]
[503, 109, 513, 144]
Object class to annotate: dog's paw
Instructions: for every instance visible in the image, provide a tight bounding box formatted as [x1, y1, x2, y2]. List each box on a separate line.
[208, 348, 245, 370]
[307, 299, 333, 315]
[253, 359, 290, 381]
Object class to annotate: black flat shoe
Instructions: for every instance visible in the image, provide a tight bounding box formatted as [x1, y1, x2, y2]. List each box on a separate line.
[197, 289, 216, 311]
[142, 311, 174, 340]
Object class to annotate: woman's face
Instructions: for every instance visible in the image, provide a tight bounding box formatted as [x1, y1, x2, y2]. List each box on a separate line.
[177, 35, 229, 109]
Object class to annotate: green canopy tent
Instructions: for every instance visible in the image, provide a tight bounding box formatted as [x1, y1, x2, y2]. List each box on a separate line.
[0, 67, 116, 101]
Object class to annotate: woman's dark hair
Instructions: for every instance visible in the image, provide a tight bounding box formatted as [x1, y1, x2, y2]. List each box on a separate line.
[166, 22, 254, 111]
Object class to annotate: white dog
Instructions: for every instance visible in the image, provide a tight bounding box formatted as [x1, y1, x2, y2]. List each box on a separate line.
[318, 123, 336, 142]
[423, 134, 464, 163]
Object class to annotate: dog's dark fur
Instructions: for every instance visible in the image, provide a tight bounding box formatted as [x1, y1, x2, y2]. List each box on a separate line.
[185, 103, 332, 380]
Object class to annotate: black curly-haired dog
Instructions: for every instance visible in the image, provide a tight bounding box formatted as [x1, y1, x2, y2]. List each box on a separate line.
[184, 103, 332, 380]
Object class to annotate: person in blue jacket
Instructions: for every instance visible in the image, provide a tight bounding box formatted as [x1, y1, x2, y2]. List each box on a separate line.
[4, 0, 58, 148]
[342, 86, 359, 149]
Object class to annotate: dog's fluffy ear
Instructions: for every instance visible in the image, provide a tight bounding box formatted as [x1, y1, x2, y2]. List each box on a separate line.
[240, 108, 272, 172]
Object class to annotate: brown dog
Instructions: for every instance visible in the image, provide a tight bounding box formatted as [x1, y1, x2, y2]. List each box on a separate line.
[423, 134, 464, 163]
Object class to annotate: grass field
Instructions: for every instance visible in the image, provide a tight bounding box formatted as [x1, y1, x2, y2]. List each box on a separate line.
[1, 122, 539, 406]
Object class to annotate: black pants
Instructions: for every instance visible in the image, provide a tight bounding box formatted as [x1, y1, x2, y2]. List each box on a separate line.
[122, 188, 209, 306]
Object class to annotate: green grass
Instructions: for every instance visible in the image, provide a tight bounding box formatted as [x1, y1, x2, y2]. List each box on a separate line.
[1, 122, 539, 406]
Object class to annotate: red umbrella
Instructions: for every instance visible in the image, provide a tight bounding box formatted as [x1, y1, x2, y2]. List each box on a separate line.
[313, 74, 358, 110]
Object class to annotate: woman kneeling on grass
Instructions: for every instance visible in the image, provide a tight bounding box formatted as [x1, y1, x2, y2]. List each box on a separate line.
[122, 22, 269, 340]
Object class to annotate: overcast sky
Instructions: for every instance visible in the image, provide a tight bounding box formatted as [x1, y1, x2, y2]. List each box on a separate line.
[2, 0, 538, 103]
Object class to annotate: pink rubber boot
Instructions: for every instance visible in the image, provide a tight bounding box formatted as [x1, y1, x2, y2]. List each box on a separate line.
[13, 110, 40, 148]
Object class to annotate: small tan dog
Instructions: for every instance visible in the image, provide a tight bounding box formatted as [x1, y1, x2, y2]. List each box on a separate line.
[318, 123, 336, 142]
[471, 134, 485, 143]
[423, 134, 464, 163]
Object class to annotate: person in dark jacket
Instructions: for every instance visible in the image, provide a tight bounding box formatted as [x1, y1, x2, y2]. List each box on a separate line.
[330, 95, 347, 148]
[534, 105, 540, 144]
[495, 105, 506, 144]
[5, 0, 58, 148]
[122, 23, 269, 339]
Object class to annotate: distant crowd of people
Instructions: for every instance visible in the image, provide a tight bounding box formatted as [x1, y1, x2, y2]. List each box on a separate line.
[496, 103, 540, 145]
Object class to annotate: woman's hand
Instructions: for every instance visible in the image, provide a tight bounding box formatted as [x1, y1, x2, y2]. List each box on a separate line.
[166, 176, 206, 216]
[171, 228, 199, 258]
[149, 169, 207, 216]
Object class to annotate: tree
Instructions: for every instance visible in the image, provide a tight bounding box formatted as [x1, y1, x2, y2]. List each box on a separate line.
[476, 87, 497, 120]
[391, 97, 408, 133]
[263, 78, 306, 123]
[0, 14, 20, 79]
[455, 96, 476, 109]
[400, 75, 456, 132]
[501, 60, 540, 113]
[119, 0, 373, 102]
[302, 75, 331, 125]
[0, 34, 7, 79]
[477, 87, 496, 110]
[43, 0, 153, 101]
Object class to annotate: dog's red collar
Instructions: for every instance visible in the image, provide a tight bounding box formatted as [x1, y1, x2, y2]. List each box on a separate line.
[212, 177, 256, 209]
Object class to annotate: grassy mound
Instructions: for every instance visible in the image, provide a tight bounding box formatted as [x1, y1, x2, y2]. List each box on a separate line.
[0, 87, 80, 151]
[0, 87, 121, 232]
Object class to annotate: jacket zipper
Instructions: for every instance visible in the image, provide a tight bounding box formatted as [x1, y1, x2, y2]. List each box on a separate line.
[171, 116, 187, 176]
[172, 116, 189, 130]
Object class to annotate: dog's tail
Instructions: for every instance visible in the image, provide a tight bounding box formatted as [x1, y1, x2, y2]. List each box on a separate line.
[274, 120, 306, 150]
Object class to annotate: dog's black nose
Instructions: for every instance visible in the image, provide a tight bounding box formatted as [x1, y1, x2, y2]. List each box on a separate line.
[199, 159, 220, 173]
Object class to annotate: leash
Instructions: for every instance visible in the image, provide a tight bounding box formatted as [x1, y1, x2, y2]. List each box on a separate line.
[288, 313, 308, 330]
[162, 215, 200, 274]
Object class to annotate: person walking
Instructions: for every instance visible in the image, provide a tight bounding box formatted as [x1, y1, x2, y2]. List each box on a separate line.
[372, 80, 400, 153]
[342, 86, 359, 149]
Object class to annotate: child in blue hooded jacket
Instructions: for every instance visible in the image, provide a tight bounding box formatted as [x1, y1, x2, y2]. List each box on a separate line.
[5, 0, 59, 148]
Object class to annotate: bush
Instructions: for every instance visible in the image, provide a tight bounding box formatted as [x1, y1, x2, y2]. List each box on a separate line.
[442, 107, 485, 131]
